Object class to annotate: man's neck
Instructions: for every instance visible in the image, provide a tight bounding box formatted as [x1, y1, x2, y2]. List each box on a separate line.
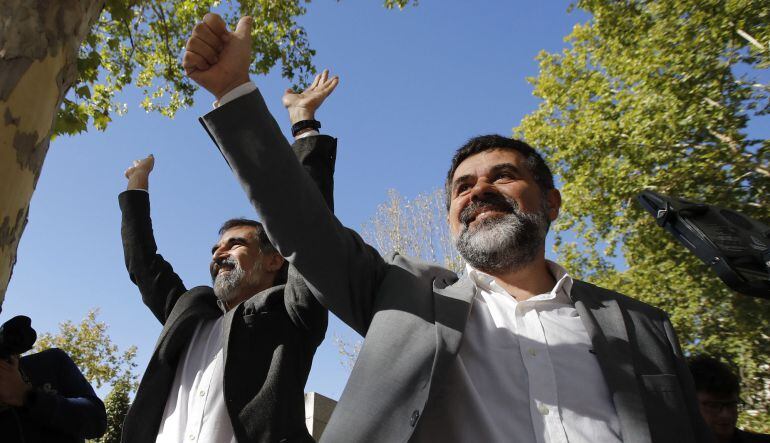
[221, 282, 272, 311]
[487, 256, 556, 301]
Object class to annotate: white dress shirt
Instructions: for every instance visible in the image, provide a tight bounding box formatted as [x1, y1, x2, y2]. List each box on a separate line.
[413, 261, 622, 443]
[155, 310, 236, 443]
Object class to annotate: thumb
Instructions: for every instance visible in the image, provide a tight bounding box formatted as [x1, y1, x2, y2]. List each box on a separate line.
[234, 16, 253, 38]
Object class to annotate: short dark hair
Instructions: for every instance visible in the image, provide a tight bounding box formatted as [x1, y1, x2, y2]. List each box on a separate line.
[218, 218, 288, 285]
[444, 135, 555, 210]
[688, 355, 740, 396]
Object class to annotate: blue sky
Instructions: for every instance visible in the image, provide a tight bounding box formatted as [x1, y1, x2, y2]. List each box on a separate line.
[4, 1, 592, 398]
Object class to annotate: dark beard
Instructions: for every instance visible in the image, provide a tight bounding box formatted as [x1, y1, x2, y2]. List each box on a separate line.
[454, 194, 549, 274]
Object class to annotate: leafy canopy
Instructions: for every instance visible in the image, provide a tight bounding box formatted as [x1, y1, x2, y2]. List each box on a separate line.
[56, 0, 416, 135]
[34, 309, 137, 390]
[516, 0, 769, 429]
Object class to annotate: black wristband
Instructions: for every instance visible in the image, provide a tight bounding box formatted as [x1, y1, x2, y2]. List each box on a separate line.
[291, 119, 321, 137]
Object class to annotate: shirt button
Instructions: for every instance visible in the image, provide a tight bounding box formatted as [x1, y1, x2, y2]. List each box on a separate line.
[528, 348, 537, 357]
[199, 390, 205, 397]
[189, 434, 196, 440]
[538, 404, 550, 416]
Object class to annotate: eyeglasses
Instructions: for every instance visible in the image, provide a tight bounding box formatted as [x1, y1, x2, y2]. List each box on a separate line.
[699, 400, 742, 414]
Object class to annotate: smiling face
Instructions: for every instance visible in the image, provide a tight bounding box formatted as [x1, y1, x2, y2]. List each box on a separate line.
[209, 225, 283, 309]
[448, 148, 560, 274]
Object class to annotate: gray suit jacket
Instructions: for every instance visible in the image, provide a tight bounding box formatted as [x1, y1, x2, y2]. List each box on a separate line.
[201, 90, 712, 443]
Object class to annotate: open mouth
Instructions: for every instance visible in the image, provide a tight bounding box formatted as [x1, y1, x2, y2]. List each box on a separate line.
[211, 261, 236, 280]
[463, 205, 510, 227]
[218, 263, 234, 274]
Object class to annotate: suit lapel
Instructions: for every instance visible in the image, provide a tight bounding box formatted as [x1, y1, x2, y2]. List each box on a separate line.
[571, 281, 651, 443]
[431, 275, 475, 374]
[155, 287, 221, 364]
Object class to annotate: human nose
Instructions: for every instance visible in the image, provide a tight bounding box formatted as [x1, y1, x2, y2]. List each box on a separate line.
[468, 178, 497, 201]
[212, 247, 228, 262]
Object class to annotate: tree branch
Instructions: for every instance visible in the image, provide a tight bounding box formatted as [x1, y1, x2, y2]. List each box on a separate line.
[150, 0, 174, 76]
[737, 29, 767, 52]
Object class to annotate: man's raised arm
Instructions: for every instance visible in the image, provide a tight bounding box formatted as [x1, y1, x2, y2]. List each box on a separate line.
[186, 13, 387, 335]
[119, 155, 188, 324]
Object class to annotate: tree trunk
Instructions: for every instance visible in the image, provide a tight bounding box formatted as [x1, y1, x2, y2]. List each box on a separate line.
[0, 0, 104, 307]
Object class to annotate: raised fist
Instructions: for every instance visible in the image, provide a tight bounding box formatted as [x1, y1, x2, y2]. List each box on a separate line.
[125, 154, 154, 191]
[183, 13, 253, 100]
[124, 154, 154, 180]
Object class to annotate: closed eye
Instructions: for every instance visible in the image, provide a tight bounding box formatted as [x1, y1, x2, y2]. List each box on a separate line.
[493, 172, 515, 183]
[211, 237, 249, 255]
[454, 182, 471, 195]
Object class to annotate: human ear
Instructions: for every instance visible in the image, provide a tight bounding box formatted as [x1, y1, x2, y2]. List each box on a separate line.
[265, 252, 284, 272]
[546, 189, 561, 221]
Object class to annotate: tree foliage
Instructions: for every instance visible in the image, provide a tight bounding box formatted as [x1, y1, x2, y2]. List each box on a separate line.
[516, 0, 770, 430]
[96, 372, 133, 443]
[34, 309, 137, 390]
[55, 0, 416, 135]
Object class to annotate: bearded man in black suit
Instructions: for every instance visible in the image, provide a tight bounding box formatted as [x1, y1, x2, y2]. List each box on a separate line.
[118, 58, 339, 442]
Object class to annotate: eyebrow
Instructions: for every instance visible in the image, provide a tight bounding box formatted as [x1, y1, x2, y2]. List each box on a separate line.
[489, 163, 522, 177]
[211, 236, 250, 255]
[452, 162, 522, 192]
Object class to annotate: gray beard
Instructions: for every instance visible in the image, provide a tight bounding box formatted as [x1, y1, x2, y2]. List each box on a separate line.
[213, 258, 262, 305]
[455, 200, 549, 275]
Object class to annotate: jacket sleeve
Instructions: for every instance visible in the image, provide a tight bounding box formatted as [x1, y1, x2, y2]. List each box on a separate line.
[662, 314, 715, 442]
[282, 135, 337, 344]
[119, 190, 188, 324]
[22, 349, 107, 439]
[200, 90, 386, 336]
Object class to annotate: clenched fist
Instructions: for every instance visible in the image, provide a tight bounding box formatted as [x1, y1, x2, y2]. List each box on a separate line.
[125, 154, 155, 191]
[183, 13, 253, 100]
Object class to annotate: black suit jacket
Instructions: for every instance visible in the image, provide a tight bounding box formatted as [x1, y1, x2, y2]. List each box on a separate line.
[119, 134, 336, 443]
[0, 348, 107, 443]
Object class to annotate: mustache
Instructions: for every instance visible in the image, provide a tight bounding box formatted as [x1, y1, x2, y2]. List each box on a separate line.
[459, 193, 519, 226]
[210, 256, 238, 281]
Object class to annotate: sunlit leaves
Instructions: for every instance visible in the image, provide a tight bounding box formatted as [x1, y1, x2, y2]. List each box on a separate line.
[58, 0, 418, 134]
[33, 309, 137, 390]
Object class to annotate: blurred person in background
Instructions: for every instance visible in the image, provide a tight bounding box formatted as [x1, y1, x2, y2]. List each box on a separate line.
[0, 315, 106, 442]
[689, 355, 770, 443]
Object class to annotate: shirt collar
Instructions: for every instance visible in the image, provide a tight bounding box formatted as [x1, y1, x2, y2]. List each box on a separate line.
[466, 260, 574, 303]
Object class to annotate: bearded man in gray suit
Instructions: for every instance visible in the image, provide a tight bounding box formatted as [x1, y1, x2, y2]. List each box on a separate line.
[186, 13, 712, 443]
